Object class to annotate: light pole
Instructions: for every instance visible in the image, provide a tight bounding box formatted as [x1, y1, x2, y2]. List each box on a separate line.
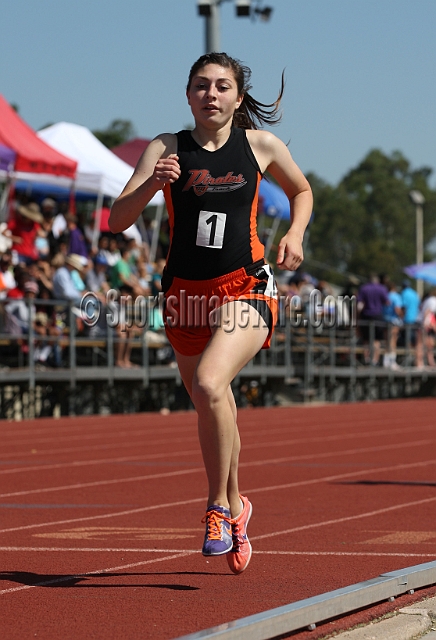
[197, 0, 273, 53]
[409, 190, 425, 298]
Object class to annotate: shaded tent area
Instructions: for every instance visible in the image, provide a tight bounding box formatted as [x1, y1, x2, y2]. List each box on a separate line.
[111, 138, 151, 168]
[37, 123, 158, 248]
[37, 122, 135, 199]
[0, 95, 77, 182]
[0, 95, 78, 222]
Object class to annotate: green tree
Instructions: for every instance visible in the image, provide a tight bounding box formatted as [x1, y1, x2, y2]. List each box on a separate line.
[306, 150, 436, 284]
[92, 119, 136, 149]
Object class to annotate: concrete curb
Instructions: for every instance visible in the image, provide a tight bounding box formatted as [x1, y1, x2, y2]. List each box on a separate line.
[331, 596, 436, 639]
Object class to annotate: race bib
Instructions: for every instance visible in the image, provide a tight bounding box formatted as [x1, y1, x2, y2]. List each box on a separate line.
[196, 210, 226, 249]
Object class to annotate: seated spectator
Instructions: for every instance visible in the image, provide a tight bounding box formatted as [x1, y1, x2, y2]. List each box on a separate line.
[27, 259, 54, 295]
[65, 213, 89, 258]
[52, 253, 86, 307]
[0, 251, 16, 299]
[150, 258, 166, 297]
[5, 202, 44, 265]
[5, 279, 39, 335]
[6, 265, 30, 299]
[51, 202, 68, 241]
[106, 236, 122, 267]
[86, 255, 110, 301]
[110, 245, 147, 297]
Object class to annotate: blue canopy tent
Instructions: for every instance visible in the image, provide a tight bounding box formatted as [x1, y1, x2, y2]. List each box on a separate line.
[404, 262, 436, 285]
[258, 178, 291, 258]
[259, 178, 291, 219]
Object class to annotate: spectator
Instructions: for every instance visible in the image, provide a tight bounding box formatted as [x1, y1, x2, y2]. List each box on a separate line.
[5, 279, 39, 335]
[110, 245, 146, 297]
[64, 213, 89, 258]
[150, 258, 166, 297]
[398, 279, 420, 361]
[40, 198, 57, 219]
[416, 289, 436, 369]
[0, 251, 16, 299]
[52, 253, 86, 307]
[106, 236, 122, 267]
[51, 202, 68, 240]
[86, 255, 110, 301]
[5, 202, 44, 265]
[6, 266, 29, 299]
[357, 274, 389, 366]
[382, 281, 403, 369]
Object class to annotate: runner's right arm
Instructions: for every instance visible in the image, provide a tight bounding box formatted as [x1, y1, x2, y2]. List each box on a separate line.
[109, 133, 179, 234]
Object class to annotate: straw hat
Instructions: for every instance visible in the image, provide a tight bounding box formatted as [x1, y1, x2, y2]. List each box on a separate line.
[65, 254, 85, 271]
[17, 203, 43, 224]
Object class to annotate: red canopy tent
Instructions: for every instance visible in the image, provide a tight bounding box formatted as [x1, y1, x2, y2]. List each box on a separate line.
[0, 95, 77, 178]
[111, 138, 151, 168]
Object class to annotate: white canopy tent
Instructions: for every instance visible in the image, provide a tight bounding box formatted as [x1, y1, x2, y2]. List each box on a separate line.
[37, 122, 164, 249]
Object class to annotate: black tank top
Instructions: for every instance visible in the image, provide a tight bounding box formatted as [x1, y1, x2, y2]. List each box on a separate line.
[163, 127, 265, 280]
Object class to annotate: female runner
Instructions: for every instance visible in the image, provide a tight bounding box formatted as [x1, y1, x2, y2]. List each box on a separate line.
[110, 52, 313, 574]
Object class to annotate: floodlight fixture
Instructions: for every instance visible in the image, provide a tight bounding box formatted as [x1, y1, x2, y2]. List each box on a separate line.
[197, 0, 213, 17]
[409, 190, 425, 206]
[254, 5, 273, 21]
[236, 0, 251, 17]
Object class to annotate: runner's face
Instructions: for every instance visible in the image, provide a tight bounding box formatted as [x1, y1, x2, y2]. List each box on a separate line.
[187, 64, 243, 127]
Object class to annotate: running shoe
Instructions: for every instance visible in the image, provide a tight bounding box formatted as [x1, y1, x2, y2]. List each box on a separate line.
[227, 495, 252, 574]
[201, 505, 233, 556]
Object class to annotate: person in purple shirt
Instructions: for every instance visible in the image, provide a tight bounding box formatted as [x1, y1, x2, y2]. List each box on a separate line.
[65, 214, 89, 258]
[357, 274, 389, 366]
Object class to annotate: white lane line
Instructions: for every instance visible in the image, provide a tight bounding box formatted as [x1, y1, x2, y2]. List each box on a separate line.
[0, 547, 434, 558]
[0, 435, 196, 462]
[0, 437, 432, 499]
[0, 467, 203, 499]
[1, 424, 194, 451]
[1, 458, 435, 535]
[0, 552, 196, 595]
[0, 448, 201, 476]
[3, 413, 431, 457]
[2, 423, 435, 475]
[251, 494, 436, 541]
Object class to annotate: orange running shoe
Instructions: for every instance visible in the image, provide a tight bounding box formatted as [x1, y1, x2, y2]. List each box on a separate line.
[227, 495, 252, 574]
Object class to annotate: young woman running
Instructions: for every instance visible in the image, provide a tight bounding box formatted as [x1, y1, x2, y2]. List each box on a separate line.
[110, 52, 313, 574]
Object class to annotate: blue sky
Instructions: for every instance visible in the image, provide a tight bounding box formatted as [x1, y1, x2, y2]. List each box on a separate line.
[2, 0, 435, 187]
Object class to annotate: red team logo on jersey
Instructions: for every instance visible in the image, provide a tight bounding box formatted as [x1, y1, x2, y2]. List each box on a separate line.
[183, 169, 247, 196]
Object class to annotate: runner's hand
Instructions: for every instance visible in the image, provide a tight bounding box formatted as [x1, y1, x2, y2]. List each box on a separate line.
[276, 231, 304, 271]
[153, 154, 181, 184]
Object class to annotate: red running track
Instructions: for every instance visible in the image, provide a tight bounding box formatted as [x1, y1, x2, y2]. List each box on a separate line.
[1, 398, 436, 639]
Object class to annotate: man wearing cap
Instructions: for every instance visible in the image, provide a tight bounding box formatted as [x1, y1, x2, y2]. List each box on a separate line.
[52, 254, 86, 307]
[5, 279, 39, 334]
[5, 202, 44, 265]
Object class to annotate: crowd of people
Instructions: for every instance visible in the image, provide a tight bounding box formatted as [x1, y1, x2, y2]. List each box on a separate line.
[0, 195, 435, 371]
[0, 195, 169, 368]
[276, 269, 436, 369]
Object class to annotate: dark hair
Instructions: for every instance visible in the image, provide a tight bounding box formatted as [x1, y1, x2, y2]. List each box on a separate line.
[186, 52, 284, 130]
